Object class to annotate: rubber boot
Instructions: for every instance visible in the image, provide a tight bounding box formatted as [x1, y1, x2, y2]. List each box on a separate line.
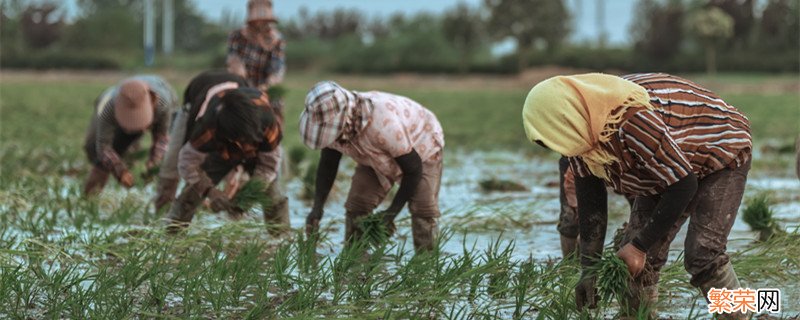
[411, 216, 438, 253]
[700, 262, 748, 320]
[560, 235, 578, 259]
[84, 166, 110, 196]
[165, 185, 204, 234]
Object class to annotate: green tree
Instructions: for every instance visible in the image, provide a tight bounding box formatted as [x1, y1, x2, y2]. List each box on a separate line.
[20, 3, 64, 49]
[631, 0, 685, 62]
[169, 0, 226, 52]
[284, 7, 364, 40]
[442, 3, 486, 73]
[66, 5, 139, 52]
[709, 0, 754, 49]
[758, 0, 800, 51]
[686, 6, 734, 75]
[484, 0, 570, 71]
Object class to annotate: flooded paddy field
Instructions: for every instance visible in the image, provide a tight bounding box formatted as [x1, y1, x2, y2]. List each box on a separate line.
[1, 150, 798, 318]
[1, 71, 798, 318]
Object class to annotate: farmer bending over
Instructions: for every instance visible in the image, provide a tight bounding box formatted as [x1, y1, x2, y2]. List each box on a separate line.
[154, 71, 287, 233]
[301, 81, 445, 252]
[83, 75, 178, 196]
[523, 73, 751, 319]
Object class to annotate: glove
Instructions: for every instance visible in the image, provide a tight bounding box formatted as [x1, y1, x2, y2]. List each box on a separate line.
[617, 243, 646, 277]
[575, 272, 598, 310]
[305, 209, 323, 236]
[153, 177, 179, 211]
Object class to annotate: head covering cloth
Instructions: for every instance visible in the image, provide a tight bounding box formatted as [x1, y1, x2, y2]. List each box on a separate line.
[522, 73, 654, 180]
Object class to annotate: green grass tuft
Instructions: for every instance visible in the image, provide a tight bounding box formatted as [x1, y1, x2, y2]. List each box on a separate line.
[743, 192, 784, 241]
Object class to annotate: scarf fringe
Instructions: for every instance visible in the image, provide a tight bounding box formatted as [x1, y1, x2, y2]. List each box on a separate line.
[584, 88, 654, 180]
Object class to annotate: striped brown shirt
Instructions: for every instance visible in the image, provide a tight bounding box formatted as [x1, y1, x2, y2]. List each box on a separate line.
[569, 73, 752, 196]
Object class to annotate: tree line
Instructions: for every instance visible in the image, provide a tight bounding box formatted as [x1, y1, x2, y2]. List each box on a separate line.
[1, 0, 797, 73]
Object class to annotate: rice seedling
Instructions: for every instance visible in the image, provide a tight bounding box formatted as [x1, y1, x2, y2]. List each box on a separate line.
[287, 145, 307, 176]
[3, 75, 799, 318]
[266, 85, 288, 100]
[587, 249, 631, 305]
[743, 192, 785, 241]
[355, 213, 393, 248]
[232, 179, 272, 212]
[300, 161, 316, 201]
[478, 178, 528, 192]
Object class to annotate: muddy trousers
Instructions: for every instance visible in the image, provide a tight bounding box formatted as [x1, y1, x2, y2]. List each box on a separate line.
[165, 152, 289, 233]
[82, 121, 143, 196]
[618, 160, 751, 314]
[344, 159, 443, 252]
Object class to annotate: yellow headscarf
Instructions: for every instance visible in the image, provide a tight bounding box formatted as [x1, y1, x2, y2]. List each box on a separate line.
[522, 73, 653, 180]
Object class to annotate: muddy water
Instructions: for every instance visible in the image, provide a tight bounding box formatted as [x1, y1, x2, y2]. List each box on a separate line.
[42, 150, 797, 316]
[277, 150, 799, 317]
[278, 151, 800, 259]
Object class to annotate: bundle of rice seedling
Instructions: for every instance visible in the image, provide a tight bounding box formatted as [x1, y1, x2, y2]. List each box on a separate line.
[589, 249, 631, 303]
[129, 149, 149, 161]
[140, 166, 160, 181]
[743, 193, 784, 241]
[357, 213, 391, 248]
[479, 178, 528, 192]
[233, 179, 271, 212]
[266, 85, 288, 100]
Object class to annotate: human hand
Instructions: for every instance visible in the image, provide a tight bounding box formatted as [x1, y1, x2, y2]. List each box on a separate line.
[617, 243, 646, 277]
[119, 171, 134, 188]
[305, 209, 323, 236]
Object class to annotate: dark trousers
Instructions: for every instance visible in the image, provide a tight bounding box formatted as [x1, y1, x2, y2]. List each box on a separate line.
[620, 160, 751, 288]
[167, 152, 288, 228]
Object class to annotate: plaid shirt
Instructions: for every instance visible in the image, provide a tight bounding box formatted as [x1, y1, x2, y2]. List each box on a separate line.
[227, 29, 286, 88]
[93, 75, 177, 178]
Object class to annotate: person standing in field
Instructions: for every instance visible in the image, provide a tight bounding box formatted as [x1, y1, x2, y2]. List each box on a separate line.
[83, 75, 178, 196]
[226, 0, 285, 107]
[523, 73, 752, 319]
[153, 70, 288, 234]
[301, 81, 445, 252]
